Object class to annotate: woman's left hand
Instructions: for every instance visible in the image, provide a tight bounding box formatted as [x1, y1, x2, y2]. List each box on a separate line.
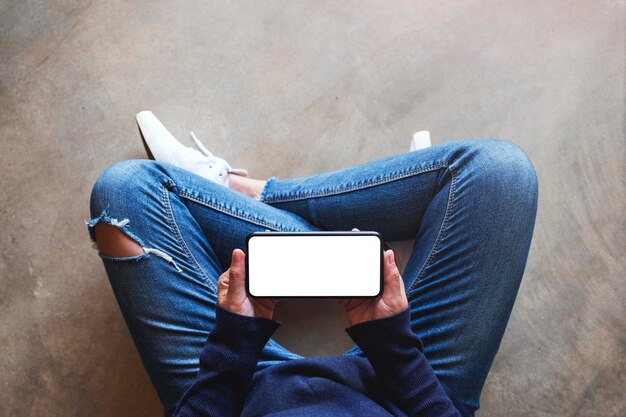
[217, 248, 279, 320]
[335, 228, 409, 326]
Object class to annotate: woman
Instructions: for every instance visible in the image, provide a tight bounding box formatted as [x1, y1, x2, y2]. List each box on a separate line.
[86, 111, 538, 416]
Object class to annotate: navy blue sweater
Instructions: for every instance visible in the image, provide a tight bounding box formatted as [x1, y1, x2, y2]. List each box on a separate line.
[172, 305, 471, 417]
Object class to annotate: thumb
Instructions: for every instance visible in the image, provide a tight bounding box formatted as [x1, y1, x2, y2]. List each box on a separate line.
[383, 249, 408, 310]
[383, 249, 402, 291]
[228, 248, 247, 298]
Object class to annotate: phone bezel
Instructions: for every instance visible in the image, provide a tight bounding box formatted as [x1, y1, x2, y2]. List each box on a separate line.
[245, 230, 384, 299]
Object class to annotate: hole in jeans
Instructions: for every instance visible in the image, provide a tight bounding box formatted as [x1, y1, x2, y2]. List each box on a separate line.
[93, 222, 143, 257]
[85, 210, 182, 272]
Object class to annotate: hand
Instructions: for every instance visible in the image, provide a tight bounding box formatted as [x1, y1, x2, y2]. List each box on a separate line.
[335, 228, 409, 326]
[217, 248, 279, 320]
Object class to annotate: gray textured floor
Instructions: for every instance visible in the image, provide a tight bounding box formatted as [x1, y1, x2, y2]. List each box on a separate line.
[1, 1, 625, 416]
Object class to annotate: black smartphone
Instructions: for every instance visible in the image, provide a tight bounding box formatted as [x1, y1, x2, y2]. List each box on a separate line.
[245, 231, 384, 298]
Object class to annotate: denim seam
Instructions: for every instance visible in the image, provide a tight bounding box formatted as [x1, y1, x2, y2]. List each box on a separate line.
[161, 182, 218, 292]
[407, 163, 457, 292]
[177, 190, 297, 232]
[261, 163, 448, 203]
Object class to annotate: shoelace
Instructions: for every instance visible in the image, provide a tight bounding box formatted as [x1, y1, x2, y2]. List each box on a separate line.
[189, 131, 248, 176]
[189, 131, 214, 158]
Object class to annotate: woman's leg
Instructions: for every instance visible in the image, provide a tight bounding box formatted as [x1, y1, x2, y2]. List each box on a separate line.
[254, 138, 539, 414]
[86, 160, 321, 416]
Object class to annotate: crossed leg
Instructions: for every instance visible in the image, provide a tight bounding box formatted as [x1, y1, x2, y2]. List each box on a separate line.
[251, 139, 538, 414]
[88, 138, 537, 416]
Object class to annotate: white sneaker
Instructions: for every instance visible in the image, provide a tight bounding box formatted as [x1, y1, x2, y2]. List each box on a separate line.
[136, 110, 248, 187]
[410, 130, 432, 151]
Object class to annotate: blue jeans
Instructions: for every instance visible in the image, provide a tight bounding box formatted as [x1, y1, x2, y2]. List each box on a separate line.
[87, 138, 538, 416]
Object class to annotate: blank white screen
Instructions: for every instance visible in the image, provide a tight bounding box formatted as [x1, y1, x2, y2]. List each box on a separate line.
[247, 234, 381, 297]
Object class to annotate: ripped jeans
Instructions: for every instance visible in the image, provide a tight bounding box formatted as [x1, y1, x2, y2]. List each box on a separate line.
[86, 139, 538, 416]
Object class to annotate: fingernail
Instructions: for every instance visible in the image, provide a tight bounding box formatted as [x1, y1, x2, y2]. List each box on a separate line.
[387, 250, 395, 265]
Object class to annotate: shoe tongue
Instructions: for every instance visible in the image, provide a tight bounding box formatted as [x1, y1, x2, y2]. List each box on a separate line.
[188, 145, 214, 158]
[183, 149, 208, 165]
[174, 145, 231, 183]
[192, 153, 229, 173]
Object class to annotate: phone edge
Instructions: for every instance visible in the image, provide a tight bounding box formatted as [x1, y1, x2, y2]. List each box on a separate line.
[245, 230, 384, 299]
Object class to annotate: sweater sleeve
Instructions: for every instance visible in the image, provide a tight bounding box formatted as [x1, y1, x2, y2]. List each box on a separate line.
[172, 305, 282, 417]
[345, 308, 471, 417]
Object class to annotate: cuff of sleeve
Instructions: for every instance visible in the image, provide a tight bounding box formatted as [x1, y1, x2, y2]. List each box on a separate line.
[210, 305, 282, 352]
[345, 308, 424, 352]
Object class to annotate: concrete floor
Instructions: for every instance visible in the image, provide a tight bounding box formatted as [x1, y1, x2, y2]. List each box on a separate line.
[1, 1, 624, 416]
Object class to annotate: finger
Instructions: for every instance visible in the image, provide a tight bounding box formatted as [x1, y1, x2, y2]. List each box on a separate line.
[227, 248, 247, 299]
[383, 249, 403, 291]
[383, 249, 408, 308]
[351, 227, 360, 231]
[217, 273, 229, 305]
